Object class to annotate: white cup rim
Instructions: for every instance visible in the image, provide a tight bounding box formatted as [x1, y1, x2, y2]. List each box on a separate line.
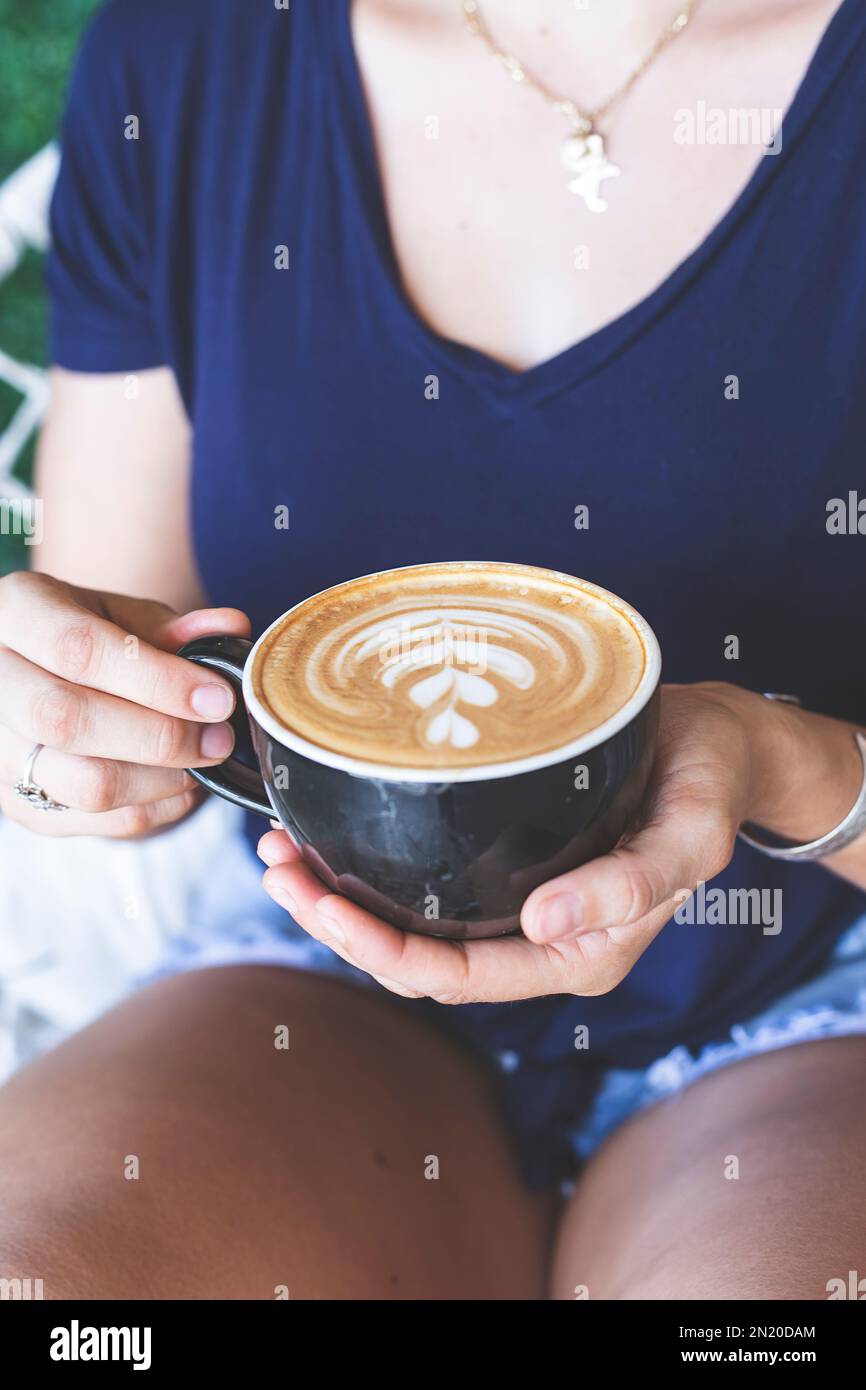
[242, 562, 662, 784]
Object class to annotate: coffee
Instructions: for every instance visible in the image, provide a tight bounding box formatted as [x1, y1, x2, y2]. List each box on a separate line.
[184, 564, 660, 935]
[252, 562, 647, 770]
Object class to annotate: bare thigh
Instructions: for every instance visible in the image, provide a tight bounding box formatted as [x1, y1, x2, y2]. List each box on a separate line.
[0, 966, 553, 1299]
[552, 1036, 866, 1300]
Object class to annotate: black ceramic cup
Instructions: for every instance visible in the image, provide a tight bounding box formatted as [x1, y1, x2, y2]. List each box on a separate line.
[178, 571, 661, 940]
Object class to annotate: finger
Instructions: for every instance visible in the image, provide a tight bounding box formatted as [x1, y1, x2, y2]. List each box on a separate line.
[262, 859, 458, 993]
[508, 834, 605, 899]
[109, 599, 251, 655]
[0, 647, 234, 767]
[0, 726, 195, 811]
[522, 797, 735, 944]
[527, 894, 684, 997]
[256, 830, 302, 867]
[0, 574, 247, 722]
[0, 784, 202, 839]
[262, 860, 569, 1003]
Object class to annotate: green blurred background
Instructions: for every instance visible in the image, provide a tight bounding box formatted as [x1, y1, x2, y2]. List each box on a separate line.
[0, 0, 100, 573]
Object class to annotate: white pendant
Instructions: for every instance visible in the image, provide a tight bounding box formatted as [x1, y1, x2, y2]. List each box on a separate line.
[561, 130, 620, 213]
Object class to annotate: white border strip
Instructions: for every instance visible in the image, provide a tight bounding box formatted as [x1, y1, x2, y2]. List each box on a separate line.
[242, 563, 662, 784]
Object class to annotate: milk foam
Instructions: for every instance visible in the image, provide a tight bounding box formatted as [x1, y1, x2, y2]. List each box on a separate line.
[253, 564, 646, 769]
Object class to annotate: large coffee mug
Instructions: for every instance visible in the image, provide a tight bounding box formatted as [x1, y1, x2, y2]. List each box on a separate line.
[178, 570, 661, 939]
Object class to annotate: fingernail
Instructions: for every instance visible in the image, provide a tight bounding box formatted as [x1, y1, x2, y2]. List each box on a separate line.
[200, 723, 234, 759]
[535, 893, 583, 942]
[316, 900, 347, 944]
[192, 684, 234, 718]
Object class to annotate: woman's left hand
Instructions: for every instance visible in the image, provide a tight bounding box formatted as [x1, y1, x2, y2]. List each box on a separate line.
[257, 683, 786, 1004]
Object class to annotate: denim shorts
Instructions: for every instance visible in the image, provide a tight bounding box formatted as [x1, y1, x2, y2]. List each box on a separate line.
[570, 911, 866, 1167]
[155, 827, 866, 1190]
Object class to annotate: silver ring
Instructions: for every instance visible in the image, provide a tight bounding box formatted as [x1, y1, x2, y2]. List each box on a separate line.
[13, 743, 69, 812]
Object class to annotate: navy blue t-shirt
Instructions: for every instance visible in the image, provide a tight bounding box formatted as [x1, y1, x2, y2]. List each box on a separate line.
[47, 0, 866, 1180]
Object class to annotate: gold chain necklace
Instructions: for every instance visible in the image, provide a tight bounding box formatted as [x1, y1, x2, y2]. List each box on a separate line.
[460, 0, 703, 212]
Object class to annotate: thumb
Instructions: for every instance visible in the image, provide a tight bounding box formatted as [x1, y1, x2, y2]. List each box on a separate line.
[155, 606, 252, 653]
[102, 594, 252, 653]
[521, 799, 736, 945]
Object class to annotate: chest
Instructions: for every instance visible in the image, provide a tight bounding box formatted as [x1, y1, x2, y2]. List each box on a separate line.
[349, 0, 841, 370]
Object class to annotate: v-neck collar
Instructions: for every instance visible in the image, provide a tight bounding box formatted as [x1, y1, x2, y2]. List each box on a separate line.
[331, 0, 865, 410]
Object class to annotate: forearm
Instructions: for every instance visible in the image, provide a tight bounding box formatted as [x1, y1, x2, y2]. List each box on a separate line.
[711, 683, 866, 892]
[34, 367, 204, 611]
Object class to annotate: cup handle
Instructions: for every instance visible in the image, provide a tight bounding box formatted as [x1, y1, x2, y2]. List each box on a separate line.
[177, 635, 274, 818]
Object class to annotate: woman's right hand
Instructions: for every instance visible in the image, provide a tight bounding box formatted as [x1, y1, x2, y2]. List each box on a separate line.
[0, 570, 251, 838]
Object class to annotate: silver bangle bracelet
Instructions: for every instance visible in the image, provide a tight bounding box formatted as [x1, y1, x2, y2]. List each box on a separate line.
[738, 694, 866, 862]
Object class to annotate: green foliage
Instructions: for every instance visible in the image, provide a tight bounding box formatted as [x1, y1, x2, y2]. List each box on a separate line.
[0, 0, 101, 571]
[0, 0, 100, 182]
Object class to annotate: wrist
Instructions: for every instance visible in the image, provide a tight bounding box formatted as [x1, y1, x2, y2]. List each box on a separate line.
[698, 683, 793, 826]
[706, 683, 861, 842]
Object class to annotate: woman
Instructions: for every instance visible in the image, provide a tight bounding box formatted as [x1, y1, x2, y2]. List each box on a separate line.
[0, 0, 864, 1299]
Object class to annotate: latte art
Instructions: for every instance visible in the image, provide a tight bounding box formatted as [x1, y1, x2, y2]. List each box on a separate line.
[363, 611, 540, 751]
[253, 564, 647, 769]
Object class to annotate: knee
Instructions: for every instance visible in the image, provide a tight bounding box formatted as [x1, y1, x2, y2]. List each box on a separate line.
[585, 1218, 845, 1301]
[0, 1211, 105, 1300]
[0, 1173, 185, 1300]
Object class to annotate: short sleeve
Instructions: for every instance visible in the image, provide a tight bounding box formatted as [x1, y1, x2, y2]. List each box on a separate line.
[45, 5, 164, 371]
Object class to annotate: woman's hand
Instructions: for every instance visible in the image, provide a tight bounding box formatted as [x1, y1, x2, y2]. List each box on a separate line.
[258, 682, 795, 1003]
[0, 570, 250, 838]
